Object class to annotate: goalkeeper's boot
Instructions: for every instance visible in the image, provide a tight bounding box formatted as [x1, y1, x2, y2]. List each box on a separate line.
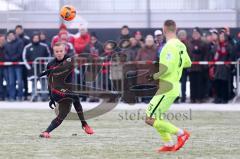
[82, 125, 94, 135]
[39, 131, 51, 138]
[175, 130, 190, 151]
[157, 145, 176, 152]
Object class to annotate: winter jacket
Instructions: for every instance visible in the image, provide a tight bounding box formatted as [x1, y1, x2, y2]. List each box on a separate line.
[74, 33, 90, 54]
[46, 54, 74, 101]
[126, 45, 141, 61]
[51, 33, 75, 48]
[135, 45, 157, 61]
[18, 33, 30, 46]
[22, 42, 51, 76]
[5, 38, 24, 62]
[189, 39, 206, 72]
[214, 42, 232, 81]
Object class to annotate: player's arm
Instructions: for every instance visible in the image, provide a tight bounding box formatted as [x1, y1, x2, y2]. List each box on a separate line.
[182, 46, 192, 68]
[39, 55, 76, 78]
[38, 60, 55, 77]
[38, 68, 52, 77]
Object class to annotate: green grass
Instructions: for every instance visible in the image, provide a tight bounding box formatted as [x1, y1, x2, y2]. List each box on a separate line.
[0, 109, 239, 159]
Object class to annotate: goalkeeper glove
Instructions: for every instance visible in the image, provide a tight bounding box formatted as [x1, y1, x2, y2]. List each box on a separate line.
[49, 96, 56, 109]
[38, 69, 52, 77]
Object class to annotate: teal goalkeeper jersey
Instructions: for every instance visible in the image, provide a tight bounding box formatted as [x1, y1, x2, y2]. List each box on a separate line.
[153, 38, 192, 96]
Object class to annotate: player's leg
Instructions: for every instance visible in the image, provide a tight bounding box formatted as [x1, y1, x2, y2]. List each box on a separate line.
[146, 94, 176, 151]
[145, 94, 190, 151]
[40, 98, 72, 138]
[156, 95, 190, 151]
[152, 95, 179, 135]
[72, 96, 87, 125]
[72, 96, 94, 134]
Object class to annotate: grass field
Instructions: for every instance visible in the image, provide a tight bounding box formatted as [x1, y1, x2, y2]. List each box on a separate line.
[0, 109, 240, 159]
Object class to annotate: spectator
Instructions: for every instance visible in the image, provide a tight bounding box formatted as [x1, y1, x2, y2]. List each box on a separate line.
[119, 38, 137, 61]
[136, 35, 157, 61]
[118, 25, 131, 41]
[15, 25, 30, 46]
[178, 29, 189, 47]
[221, 28, 236, 100]
[4, 30, 24, 101]
[84, 32, 104, 57]
[221, 27, 236, 46]
[58, 31, 75, 56]
[100, 41, 118, 102]
[189, 27, 206, 103]
[101, 41, 117, 58]
[120, 38, 138, 103]
[51, 23, 74, 48]
[110, 51, 127, 102]
[128, 37, 140, 60]
[83, 33, 104, 103]
[39, 31, 52, 54]
[201, 32, 213, 100]
[0, 34, 7, 100]
[208, 29, 220, 63]
[203, 31, 214, 99]
[213, 32, 232, 103]
[177, 29, 189, 103]
[235, 32, 240, 59]
[208, 29, 220, 98]
[73, 25, 91, 101]
[74, 25, 90, 54]
[134, 31, 144, 48]
[206, 30, 217, 58]
[15, 25, 30, 100]
[135, 35, 157, 103]
[22, 32, 50, 101]
[154, 29, 165, 58]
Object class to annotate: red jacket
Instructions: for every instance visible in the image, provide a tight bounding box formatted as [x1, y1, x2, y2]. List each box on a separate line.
[74, 33, 90, 54]
[51, 33, 75, 48]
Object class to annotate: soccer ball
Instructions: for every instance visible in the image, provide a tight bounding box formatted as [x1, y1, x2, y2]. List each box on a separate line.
[60, 5, 76, 21]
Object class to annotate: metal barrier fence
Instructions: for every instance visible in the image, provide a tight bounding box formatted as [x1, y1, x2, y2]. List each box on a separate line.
[32, 57, 54, 101]
[33, 55, 126, 100]
[1, 57, 238, 103]
[30, 57, 240, 103]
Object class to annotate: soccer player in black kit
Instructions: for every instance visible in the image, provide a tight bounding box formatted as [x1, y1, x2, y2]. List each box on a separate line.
[39, 42, 94, 138]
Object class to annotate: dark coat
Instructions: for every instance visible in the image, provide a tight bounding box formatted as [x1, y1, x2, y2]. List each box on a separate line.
[18, 33, 30, 47]
[23, 42, 50, 76]
[5, 38, 24, 62]
[214, 42, 232, 81]
[189, 39, 206, 72]
[135, 45, 157, 61]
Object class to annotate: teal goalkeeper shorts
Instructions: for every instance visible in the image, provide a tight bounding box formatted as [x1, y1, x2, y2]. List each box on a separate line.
[146, 94, 177, 119]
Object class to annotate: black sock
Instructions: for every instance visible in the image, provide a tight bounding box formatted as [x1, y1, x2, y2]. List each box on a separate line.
[46, 117, 63, 133]
[73, 101, 87, 126]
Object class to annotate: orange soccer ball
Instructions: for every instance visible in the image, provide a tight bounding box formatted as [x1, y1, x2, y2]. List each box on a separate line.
[60, 5, 76, 21]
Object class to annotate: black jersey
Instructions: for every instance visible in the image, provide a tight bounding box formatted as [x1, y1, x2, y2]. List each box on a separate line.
[46, 54, 76, 101]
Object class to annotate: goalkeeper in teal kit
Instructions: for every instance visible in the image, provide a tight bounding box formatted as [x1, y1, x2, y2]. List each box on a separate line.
[146, 20, 192, 152]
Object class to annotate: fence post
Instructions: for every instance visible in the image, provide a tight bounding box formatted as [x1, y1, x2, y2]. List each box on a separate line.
[33, 58, 38, 101]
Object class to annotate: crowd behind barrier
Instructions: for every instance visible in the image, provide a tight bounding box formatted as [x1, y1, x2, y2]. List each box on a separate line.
[0, 24, 240, 104]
